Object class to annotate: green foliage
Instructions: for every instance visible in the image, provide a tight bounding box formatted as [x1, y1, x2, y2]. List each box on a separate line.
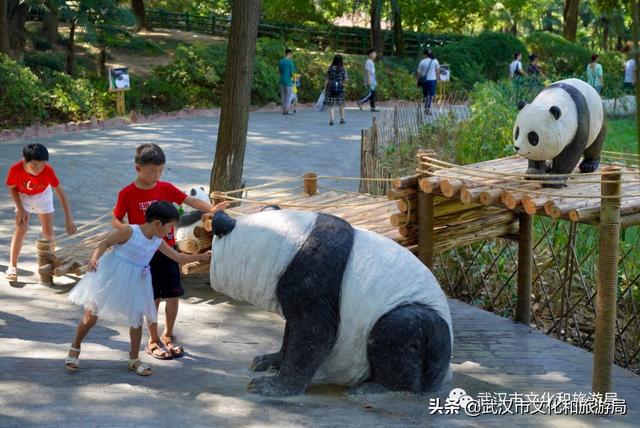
[103, 31, 165, 55]
[23, 51, 66, 75]
[0, 54, 48, 128]
[128, 76, 191, 113]
[44, 72, 106, 122]
[456, 80, 532, 164]
[435, 32, 527, 90]
[525, 31, 591, 77]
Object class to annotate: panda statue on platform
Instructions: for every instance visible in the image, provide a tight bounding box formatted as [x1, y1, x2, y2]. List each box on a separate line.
[513, 78, 606, 188]
[209, 207, 453, 397]
[175, 187, 209, 244]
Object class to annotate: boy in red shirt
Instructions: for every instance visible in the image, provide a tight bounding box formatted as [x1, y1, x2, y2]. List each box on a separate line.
[113, 143, 228, 359]
[5, 143, 77, 281]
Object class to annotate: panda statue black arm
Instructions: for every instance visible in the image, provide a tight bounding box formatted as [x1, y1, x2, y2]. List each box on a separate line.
[514, 78, 606, 188]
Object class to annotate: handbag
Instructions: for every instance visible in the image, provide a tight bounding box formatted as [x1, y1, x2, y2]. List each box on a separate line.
[314, 90, 326, 112]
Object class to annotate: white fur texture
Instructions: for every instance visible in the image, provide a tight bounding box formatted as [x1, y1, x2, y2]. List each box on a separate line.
[210, 210, 318, 313]
[314, 228, 452, 385]
[513, 78, 603, 161]
[209, 210, 452, 386]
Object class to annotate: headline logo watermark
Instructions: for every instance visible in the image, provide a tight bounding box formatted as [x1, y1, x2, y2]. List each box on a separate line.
[429, 388, 627, 417]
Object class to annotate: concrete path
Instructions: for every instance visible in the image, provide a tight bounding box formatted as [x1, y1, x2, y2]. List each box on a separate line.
[1, 109, 639, 427]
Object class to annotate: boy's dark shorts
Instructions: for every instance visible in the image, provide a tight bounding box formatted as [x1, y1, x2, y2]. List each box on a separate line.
[150, 249, 184, 300]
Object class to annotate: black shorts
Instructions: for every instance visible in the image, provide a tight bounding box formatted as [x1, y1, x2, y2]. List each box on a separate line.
[149, 249, 184, 300]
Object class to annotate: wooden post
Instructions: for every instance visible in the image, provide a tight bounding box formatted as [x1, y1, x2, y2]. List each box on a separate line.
[303, 172, 317, 196]
[116, 91, 126, 116]
[418, 191, 435, 268]
[593, 168, 622, 394]
[516, 213, 533, 325]
[36, 238, 55, 286]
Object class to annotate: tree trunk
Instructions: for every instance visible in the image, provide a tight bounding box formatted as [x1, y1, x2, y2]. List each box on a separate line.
[390, 0, 405, 57]
[7, 0, 28, 60]
[602, 22, 609, 51]
[131, 0, 151, 31]
[0, 0, 10, 55]
[98, 45, 107, 78]
[210, 0, 262, 193]
[563, 0, 579, 42]
[40, 0, 59, 44]
[370, 0, 383, 54]
[65, 21, 76, 75]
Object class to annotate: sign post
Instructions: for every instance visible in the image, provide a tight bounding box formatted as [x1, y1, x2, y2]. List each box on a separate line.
[438, 64, 450, 101]
[108, 67, 131, 116]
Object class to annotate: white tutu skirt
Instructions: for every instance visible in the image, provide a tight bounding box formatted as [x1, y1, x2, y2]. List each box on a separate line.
[69, 251, 157, 327]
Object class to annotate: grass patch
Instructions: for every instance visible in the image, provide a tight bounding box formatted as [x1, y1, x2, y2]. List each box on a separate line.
[606, 118, 638, 154]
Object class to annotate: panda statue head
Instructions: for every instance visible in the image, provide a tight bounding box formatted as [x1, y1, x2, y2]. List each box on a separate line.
[513, 100, 567, 161]
[188, 186, 209, 204]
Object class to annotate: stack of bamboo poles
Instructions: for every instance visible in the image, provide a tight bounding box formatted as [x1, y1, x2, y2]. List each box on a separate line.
[175, 222, 213, 255]
[416, 154, 640, 228]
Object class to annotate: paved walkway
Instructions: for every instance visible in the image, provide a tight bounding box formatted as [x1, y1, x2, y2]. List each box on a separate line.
[1, 109, 639, 427]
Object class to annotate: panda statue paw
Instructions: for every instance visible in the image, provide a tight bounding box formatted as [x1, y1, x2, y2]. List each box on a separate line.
[542, 177, 567, 189]
[246, 375, 304, 397]
[249, 352, 282, 372]
[579, 159, 600, 173]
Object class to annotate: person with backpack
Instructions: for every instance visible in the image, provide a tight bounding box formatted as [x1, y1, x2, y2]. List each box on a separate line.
[416, 49, 440, 115]
[324, 54, 349, 126]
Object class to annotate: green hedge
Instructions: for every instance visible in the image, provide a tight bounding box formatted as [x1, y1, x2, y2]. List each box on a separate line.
[525, 32, 591, 77]
[0, 54, 48, 128]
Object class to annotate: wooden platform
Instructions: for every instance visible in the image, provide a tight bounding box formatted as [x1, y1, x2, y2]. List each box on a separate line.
[418, 155, 640, 227]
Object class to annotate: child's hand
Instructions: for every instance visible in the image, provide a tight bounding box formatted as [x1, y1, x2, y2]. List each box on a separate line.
[88, 257, 99, 272]
[66, 219, 77, 235]
[15, 208, 28, 226]
[197, 250, 212, 261]
[211, 201, 230, 212]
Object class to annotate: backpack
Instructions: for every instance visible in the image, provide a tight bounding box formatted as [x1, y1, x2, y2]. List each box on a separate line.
[328, 68, 344, 96]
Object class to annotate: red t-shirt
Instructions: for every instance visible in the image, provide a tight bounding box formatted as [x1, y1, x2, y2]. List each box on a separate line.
[5, 160, 60, 195]
[113, 181, 187, 246]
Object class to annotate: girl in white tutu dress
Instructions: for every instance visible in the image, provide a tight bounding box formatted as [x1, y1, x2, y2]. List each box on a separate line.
[65, 201, 211, 376]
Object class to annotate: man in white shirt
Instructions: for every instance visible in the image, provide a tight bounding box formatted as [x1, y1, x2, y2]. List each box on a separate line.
[509, 52, 526, 79]
[624, 58, 636, 93]
[357, 49, 378, 112]
[416, 49, 440, 115]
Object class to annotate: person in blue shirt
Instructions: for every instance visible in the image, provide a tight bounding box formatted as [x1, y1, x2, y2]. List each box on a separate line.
[279, 49, 296, 115]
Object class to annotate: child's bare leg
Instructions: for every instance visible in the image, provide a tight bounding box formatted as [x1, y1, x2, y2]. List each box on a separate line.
[130, 326, 143, 359]
[339, 107, 345, 121]
[163, 297, 179, 338]
[38, 213, 54, 239]
[9, 214, 30, 268]
[69, 309, 98, 357]
[329, 108, 335, 123]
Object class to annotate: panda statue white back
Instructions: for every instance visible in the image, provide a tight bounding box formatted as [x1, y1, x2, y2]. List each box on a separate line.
[175, 186, 209, 245]
[513, 78, 606, 188]
[209, 208, 453, 396]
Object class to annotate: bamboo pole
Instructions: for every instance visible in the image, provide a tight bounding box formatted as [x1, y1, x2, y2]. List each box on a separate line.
[440, 178, 464, 198]
[181, 260, 210, 275]
[387, 187, 418, 200]
[303, 172, 318, 196]
[592, 168, 622, 394]
[516, 213, 533, 325]
[419, 177, 441, 194]
[521, 196, 548, 215]
[392, 175, 420, 189]
[418, 192, 435, 268]
[479, 188, 503, 206]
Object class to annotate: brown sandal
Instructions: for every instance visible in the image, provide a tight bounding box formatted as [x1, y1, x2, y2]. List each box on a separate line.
[162, 335, 184, 358]
[145, 343, 172, 360]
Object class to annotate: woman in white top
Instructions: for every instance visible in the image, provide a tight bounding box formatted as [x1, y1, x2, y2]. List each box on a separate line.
[509, 52, 526, 79]
[624, 58, 636, 93]
[416, 48, 440, 114]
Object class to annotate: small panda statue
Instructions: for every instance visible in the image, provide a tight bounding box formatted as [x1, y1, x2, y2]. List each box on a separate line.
[175, 186, 209, 245]
[513, 78, 606, 188]
[209, 207, 453, 397]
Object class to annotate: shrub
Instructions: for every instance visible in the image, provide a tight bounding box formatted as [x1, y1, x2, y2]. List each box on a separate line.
[0, 54, 48, 128]
[44, 72, 106, 122]
[23, 51, 66, 76]
[456, 80, 526, 165]
[525, 32, 591, 77]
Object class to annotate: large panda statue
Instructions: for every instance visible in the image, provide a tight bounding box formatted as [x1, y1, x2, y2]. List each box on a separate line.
[513, 78, 606, 188]
[175, 186, 209, 244]
[209, 208, 453, 397]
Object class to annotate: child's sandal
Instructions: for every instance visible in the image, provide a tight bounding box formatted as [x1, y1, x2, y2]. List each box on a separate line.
[65, 346, 81, 371]
[128, 358, 152, 376]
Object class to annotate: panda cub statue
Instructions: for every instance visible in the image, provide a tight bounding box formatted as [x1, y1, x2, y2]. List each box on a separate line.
[513, 78, 606, 188]
[175, 186, 209, 244]
[209, 207, 453, 397]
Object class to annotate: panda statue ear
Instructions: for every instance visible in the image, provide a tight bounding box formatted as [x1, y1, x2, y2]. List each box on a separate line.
[549, 106, 562, 120]
[517, 100, 527, 111]
[211, 211, 236, 237]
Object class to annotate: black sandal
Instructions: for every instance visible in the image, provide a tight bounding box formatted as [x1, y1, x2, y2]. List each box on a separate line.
[162, 335, 184, 358]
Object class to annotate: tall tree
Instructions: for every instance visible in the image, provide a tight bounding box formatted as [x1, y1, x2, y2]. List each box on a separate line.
[390, 0, 405, 57]
[0, 0, 10, 55]
[370, 0, 382, 54]
[7, 0, 28, 60]
[563, 0, 580, 41]
[40, 0, 59, 44]
[210, 0, 262, 193]
[131, 0, 150, 31]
